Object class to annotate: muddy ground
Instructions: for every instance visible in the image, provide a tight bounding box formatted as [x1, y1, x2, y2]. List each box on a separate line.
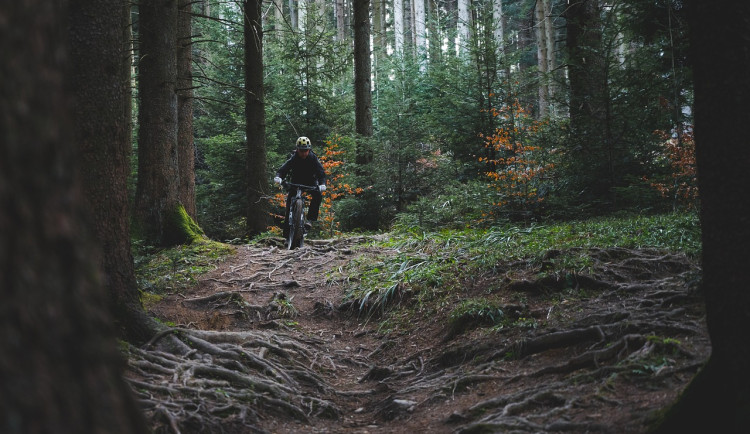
[133, 235, 709, 433]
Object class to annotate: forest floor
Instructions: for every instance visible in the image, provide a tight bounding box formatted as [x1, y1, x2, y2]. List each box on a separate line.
[132, 234, 709, 434]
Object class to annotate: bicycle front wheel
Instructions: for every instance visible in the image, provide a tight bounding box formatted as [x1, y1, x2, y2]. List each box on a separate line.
[288, 197, 305, 249]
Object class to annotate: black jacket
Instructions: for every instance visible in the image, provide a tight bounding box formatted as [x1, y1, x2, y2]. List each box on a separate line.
[276, 150, 326, 187]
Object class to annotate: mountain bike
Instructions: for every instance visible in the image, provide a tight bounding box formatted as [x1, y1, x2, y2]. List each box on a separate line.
[282, 181, 318, 250]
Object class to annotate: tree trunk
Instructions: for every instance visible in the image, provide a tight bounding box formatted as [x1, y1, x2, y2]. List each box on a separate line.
[354, 0, 374, 138]
[427, 0, 442, 64]
[654, 1, 750, 430]
[245, 0, 270, 236]
[457, 0, 470, 55]
[535, 0, 549, 118]
[336, 0, 346, 40]
[274, 0, 284, 38]
[373, 0, 384, 51]
[394, 0, 404, 54]
[0, 1, 148, 431]
[543, 0, 556, 116]
[564, 0, 611, 205]
[493, 0, 505, 53]
[135, 0, 196, 246]
[289, 0, 298, 30]
[413, 0, 426, 66]
[298, 0, 307, 32]
[565, 0, 604, 136]
[178, 0, 197, 220]
[70, 0, 162, 344]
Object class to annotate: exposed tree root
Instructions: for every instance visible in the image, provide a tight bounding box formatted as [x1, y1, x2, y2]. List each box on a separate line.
[136, 240, 706, 433]
[126, 328, 341, 433]
[352, 248, 706, 432]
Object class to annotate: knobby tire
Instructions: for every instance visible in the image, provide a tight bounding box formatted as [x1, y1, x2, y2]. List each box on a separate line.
[288, 197, 305, 250]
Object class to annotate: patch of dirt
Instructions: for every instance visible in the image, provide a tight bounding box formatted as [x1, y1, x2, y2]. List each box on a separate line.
[133, 237, 709, 433]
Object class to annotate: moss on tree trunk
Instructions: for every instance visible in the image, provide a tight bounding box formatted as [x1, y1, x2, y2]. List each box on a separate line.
[162, 203, 204, 246]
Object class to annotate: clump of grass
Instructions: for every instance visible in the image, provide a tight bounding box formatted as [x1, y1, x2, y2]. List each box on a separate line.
[134, 239, 235, 294]
[449, 299, 505, 328]
[343, 212, 700, 319]
[270, 293, 298, 318]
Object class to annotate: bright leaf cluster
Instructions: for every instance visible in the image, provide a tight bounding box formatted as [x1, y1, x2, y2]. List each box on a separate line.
[317, 134, 365, 236]
[645, 128, 698, 209]
[478, 100, 554, 219]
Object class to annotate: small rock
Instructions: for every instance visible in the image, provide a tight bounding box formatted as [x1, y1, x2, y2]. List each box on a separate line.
[392, 399, 416, 411]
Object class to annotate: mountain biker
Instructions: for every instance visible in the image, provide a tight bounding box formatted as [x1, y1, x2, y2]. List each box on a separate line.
[273, 136, 327, 233]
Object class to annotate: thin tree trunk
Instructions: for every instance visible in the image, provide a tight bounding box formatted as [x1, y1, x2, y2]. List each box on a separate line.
[414, 0, 426, 65]
[373, 0, 383, 50]
[336, 0, 346, 40]
[427, 0, 441, 64]
[274, 0, 284, 38]
[354, 0, 374, 138]
[289, 0, 297, 30]
[535, 0, 549, 118]
[0, 1, 148, 431]
[394, 0, 404, 54]
[457, 0, 470, 55]
[178, 0, 197, 219]
[493, 0, 504, 52]
[543, 0, 556, 116]
[245, 0, 270, 236]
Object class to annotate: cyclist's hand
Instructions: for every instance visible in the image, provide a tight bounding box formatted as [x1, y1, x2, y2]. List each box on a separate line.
[274, 176, 282, 184]
[319, 184, 327, 192]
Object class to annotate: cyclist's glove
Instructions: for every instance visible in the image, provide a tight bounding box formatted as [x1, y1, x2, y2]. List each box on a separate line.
[274, 176, 282, 184]
[319, 184, 326, 192]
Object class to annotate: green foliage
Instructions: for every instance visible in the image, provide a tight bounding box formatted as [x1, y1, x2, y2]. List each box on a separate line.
[449, 299, 505, 327]
[343, 212, 700, 318]
[182, 0, 692, 233]
[134, 239, 235, 294]
[552, 0, 691, 213]
[195, 133, 247, 240]
[394, 180, 490, 230]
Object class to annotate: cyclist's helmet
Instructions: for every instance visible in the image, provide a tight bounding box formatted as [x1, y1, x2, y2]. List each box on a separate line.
[296, 136, 312, 150]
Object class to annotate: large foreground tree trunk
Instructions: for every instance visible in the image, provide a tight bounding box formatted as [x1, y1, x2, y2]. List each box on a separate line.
[245, 0, 270, 236]
[70, 0, 164, 343]
[654, 1, 750, 432]
[0, 1, 147, 431]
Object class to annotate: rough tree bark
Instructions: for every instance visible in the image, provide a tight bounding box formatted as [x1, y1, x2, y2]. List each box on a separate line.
[564, 0, 614, 206]
[0, 1, 148, 431]
[178, 0, 197, 220]
[70, 0, 163, 344]
[135, 0, 197, 246]
[245, 0, 270, 236]
[535, 0, 549, 118]
[354, 0, 373, 138]
[654, 1, 750, 431]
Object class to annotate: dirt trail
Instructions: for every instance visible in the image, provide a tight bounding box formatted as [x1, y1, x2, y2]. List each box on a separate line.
[136, 236, 709, 433]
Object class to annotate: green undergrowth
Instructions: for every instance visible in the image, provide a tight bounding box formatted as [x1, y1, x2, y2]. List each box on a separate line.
[341, 212, 700, 323]
[134, 238, 235, 295]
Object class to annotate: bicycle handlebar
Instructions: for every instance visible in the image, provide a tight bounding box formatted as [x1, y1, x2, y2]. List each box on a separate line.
[281, 181, 319, 191]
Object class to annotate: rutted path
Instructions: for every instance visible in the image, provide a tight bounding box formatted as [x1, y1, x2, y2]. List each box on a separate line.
[131, 236, 710, 433]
